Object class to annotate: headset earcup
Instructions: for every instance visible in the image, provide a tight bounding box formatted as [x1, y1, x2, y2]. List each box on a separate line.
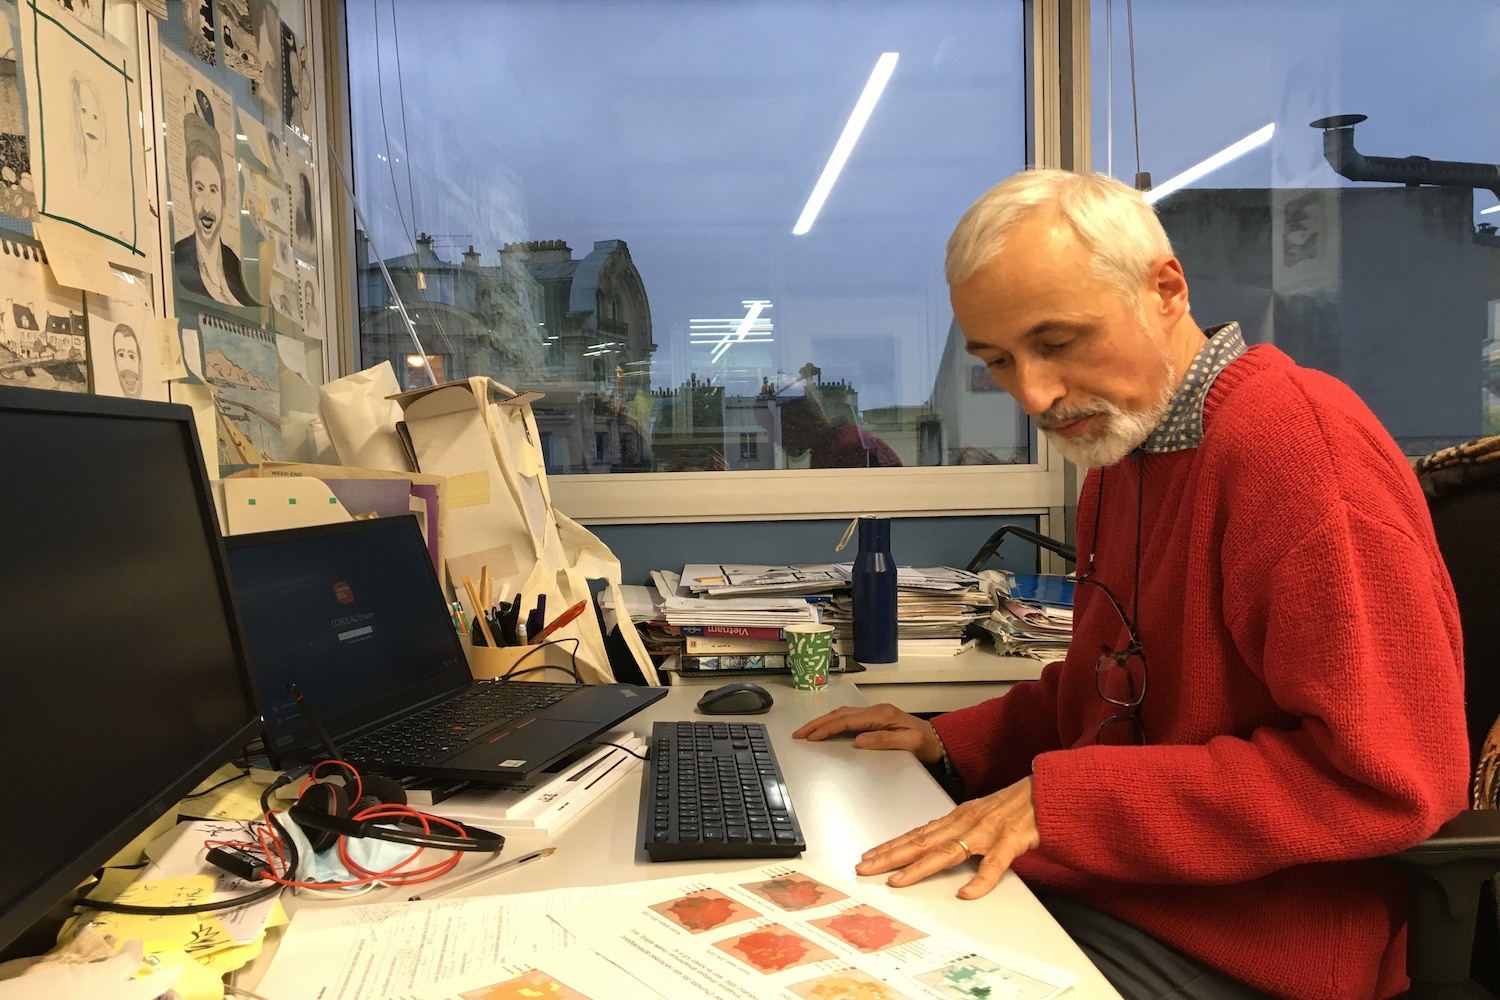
[294, 781, 348, 854]
[354, 773, 407, 811]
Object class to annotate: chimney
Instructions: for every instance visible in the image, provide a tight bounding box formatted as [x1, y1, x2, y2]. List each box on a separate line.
[462, 244, 481, 269]
[1311, 114, 1500, 197]
[500, 239, 572, 264]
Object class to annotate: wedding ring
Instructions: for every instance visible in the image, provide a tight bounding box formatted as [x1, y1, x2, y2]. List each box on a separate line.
[954, 838, 973, 859]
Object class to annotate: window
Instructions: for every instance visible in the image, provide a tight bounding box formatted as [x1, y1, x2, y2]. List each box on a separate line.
[346, 1, 1062, 521]
[1092, 0, 1500, 452]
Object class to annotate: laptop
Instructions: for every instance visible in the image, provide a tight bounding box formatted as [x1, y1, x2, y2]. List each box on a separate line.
[224, 515, 665, 780]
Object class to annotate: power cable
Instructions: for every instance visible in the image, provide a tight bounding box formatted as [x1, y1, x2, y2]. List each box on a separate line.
[389, 0, 422, 246]
[365, 0, 461, 370]
[370, 0, 414, 240]
[1125, 0, 1145, 188]
[1105, 0, 1113, 178]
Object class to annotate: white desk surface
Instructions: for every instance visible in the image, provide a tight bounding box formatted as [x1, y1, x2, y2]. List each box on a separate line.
[667, 647, 1046, 714]
[853, 647, 1044, 685]
[258, 678, 1118, 998]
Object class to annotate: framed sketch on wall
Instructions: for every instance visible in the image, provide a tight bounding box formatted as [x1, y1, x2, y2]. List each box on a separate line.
[160, 49, 260, 308]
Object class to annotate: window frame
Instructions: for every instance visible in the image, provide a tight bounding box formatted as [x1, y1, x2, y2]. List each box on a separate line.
[330, 0, 1089, 527]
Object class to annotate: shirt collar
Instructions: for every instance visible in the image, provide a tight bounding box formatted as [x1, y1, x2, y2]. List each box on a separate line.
[1138, 322, 1247, 453]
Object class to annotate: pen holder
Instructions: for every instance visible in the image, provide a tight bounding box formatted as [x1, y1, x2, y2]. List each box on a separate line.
[461, 636, 580, 682]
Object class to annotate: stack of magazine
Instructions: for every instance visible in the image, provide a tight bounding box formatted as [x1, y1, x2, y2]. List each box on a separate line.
[974, 571, 1075, 660]
[635, 563, 997, 670]
[646, 566, 836, 676]
[820, 565, 990, 653]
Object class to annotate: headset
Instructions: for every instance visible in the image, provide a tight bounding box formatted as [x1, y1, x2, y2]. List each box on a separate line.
[76, 761, 504, 916]
[285, 766, 503, 854]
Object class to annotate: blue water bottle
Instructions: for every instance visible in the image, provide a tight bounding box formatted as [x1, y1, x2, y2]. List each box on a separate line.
[851, 517, 898, 663]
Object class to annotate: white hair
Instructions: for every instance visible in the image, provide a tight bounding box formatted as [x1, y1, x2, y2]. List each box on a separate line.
[945, 169, 1174, 302]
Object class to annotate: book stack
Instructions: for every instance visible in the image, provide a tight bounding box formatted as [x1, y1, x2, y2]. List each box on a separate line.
[645, 624, 854, 676]
[642, 567, 839, 676]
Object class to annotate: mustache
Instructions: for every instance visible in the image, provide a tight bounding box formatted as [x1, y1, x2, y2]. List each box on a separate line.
[1035, 402, 1118, 430]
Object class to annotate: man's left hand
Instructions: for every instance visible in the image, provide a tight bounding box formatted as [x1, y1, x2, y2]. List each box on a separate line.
[856, 777, 1040, 899]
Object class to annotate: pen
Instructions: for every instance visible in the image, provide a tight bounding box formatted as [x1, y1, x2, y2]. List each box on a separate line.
[463, 577, 500, 648]
[532, 600, 588, 644]
[407, 847, 556, 901]
[526, 594, 547, 638]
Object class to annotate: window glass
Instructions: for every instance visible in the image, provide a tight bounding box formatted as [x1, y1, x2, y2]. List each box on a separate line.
[1092, 0, 1500, 452]
[348, 0, 1029, 476]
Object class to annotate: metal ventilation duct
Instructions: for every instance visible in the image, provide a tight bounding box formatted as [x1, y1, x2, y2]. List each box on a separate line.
[1310, 114, 1500, 198]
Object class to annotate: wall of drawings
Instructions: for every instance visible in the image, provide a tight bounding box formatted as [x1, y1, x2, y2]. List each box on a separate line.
[0, 0, 334, 476]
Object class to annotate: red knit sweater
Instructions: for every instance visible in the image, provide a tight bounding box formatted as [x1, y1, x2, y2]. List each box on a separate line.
[933, 345, 1469, 999]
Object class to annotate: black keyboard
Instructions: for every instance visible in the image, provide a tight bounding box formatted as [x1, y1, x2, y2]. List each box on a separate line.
[640, 721, 805, 861]
[346, 681, 577, 765]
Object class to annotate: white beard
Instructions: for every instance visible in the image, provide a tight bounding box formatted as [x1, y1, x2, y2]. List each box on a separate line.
[1038, 358, 1178, 469]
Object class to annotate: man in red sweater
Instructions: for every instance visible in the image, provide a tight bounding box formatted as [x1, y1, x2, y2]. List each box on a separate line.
[794, 169, 1470, 999]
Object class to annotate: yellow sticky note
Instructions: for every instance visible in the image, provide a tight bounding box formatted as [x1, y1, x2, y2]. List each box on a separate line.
[75, 908, 197, 954]
[116, 875, 216, 908]
[77, 876, 220, 955]
[182, 914, 237, 959]
[180, 764, 262, 821]
[195, 935, 264, 977]
[446, 470, 491, 508]
[264, 899, 289, 929]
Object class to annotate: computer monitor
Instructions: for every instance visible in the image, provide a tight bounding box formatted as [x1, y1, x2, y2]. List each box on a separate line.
[0, 386, 261, 958]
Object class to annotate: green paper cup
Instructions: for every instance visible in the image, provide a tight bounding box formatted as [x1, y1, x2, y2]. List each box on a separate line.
[785, 624, 835, 691]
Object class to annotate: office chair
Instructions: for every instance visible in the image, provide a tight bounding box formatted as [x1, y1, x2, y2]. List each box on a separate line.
[1389, 459, 1500, 999]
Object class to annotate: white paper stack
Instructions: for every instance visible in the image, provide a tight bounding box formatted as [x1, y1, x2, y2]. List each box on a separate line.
[650, 570, 822, 628]
[429, 731, 646, 837]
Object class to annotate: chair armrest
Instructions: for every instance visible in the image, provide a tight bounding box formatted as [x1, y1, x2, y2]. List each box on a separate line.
[1391, 810, 1500, 868]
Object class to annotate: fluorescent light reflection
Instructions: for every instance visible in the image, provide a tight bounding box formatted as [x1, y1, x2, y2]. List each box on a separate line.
[1481, 204, 1500, 215]
[710, 300, 773, 363]
[792, 52, 899, 236]
[1142, 124, 1276, 206]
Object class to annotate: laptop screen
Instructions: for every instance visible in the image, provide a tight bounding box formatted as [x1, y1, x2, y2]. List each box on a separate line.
[225, 516, 470, 765]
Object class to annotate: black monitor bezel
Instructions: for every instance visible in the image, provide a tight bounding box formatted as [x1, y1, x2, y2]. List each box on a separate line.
[0, 385, 263, 957]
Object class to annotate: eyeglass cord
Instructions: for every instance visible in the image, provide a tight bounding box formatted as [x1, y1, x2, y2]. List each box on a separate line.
[1084, 450, 1145, 628]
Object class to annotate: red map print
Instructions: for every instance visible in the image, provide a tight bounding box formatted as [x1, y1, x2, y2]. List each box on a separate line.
[459, 968, 587, 1000]
[810, 905, 927, 953]
[651, 889, 757, 933]
[715, 924, 837, 974]
[744, 874, 848, 911]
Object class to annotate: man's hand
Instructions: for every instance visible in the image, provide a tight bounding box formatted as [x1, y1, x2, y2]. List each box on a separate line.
[856, 777, 1040, 900]
[792, 704, 944, 766]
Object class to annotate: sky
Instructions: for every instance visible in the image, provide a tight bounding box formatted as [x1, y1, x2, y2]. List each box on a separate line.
[346, 0, 1499, 407]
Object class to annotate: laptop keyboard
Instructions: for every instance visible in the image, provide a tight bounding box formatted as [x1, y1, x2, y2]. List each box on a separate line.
[345, 681, 578, 765]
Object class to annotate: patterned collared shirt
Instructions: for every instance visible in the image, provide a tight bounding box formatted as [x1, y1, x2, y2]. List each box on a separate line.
[1139, 322, 1248, 453]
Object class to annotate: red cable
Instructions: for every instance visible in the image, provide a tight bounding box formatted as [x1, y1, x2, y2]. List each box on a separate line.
[205, 761, 477, 890]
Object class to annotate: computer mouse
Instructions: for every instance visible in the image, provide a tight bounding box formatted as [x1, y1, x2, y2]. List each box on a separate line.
[696, 682, 774, 716]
